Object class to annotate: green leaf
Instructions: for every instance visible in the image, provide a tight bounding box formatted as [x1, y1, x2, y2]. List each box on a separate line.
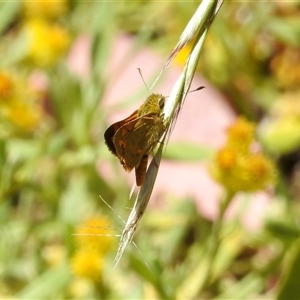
[265, 220, 300, 244]
[277, 237, 300, 300]
[129, 254, 173, 299]
[8, 138, 40, 161]
[16, 264, 71, 299]
[164, 141, 213, 161]
[59, 173, 95, 224]
[0, 2, 20, 35]
[0, 139, 6, 165]
[214, 273, 264, 300]
[266, 17, 300, 46]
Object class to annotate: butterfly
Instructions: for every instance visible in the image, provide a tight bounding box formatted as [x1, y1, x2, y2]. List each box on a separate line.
[104, 94, 166, 186]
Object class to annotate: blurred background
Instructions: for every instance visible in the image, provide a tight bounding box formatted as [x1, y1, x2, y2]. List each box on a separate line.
[1, 1, 300, 299]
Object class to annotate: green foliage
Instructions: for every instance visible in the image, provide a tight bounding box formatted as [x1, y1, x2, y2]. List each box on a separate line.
[164, 141, 213, 161]
[277, 237, 300, 300]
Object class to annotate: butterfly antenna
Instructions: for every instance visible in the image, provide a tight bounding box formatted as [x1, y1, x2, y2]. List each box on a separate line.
[165, 86, 205, 99]
[190, 86, 205, 93]
[137, 68, 150, 93]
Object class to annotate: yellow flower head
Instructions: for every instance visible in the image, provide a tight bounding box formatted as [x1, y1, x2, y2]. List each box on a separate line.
[216, 147, 237, 171]
[71, 249, 103, 281]
[0, 72, 14, 100]
[246, 154, 275, 184]
[211, 117, 276, 193]
[5, 99, 43, 132]
[74, 216, 115, 255]
[0, 71, 45, 133]
[227, 116, 255, 153]
[174, 42, 193, 66]
[270, 47, 300, 89]
[23, 0, 68, 20]
[23, 18, 70, 67]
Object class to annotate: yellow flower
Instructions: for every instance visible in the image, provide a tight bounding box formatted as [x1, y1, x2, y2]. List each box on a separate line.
[0, 72, 14, 100]
[245, 154, 275, 187]
[0, 71, 45, 133]
[24, 18, 70, 67]
[70, 216, 115, 283]
[216, 147, 237, 171]
[174, 42, 193, 66]
[211, 118, 276, 193]
[71, 249, 103, 281]
[74, 216, 115, 255]
[23, 0, 68, 20]
[270, 47, 300, 89]
[227, 117, 255, 153]
[5, 99, 43, 132]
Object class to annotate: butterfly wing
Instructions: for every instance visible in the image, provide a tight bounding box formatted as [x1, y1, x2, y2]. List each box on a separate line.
[112, 116, 153, 171]
[113, 114, 165, 173]
[104, 110, 139, 158]
[104, 103, 165, 186]
[133, 116, 165, 186]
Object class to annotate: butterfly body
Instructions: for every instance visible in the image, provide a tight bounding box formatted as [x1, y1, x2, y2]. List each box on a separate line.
[104, 94, 166, 186]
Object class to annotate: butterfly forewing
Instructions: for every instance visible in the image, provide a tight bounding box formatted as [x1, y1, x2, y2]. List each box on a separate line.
[104, 94, 166, 186]
[113, 114, 163, 171]
[104, 110, 139, 159]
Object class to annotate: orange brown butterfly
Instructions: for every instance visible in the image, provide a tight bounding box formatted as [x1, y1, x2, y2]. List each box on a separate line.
[104, 93, 166, 186]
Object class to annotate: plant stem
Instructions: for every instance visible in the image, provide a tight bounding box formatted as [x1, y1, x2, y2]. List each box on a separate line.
[197, 190, 235, 295]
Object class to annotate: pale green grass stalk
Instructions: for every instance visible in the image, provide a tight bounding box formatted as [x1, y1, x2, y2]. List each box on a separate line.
[113, 0, 224, 268]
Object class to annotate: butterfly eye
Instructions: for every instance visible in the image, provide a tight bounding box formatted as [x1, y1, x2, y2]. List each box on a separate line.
[159, 98, 165, 109]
